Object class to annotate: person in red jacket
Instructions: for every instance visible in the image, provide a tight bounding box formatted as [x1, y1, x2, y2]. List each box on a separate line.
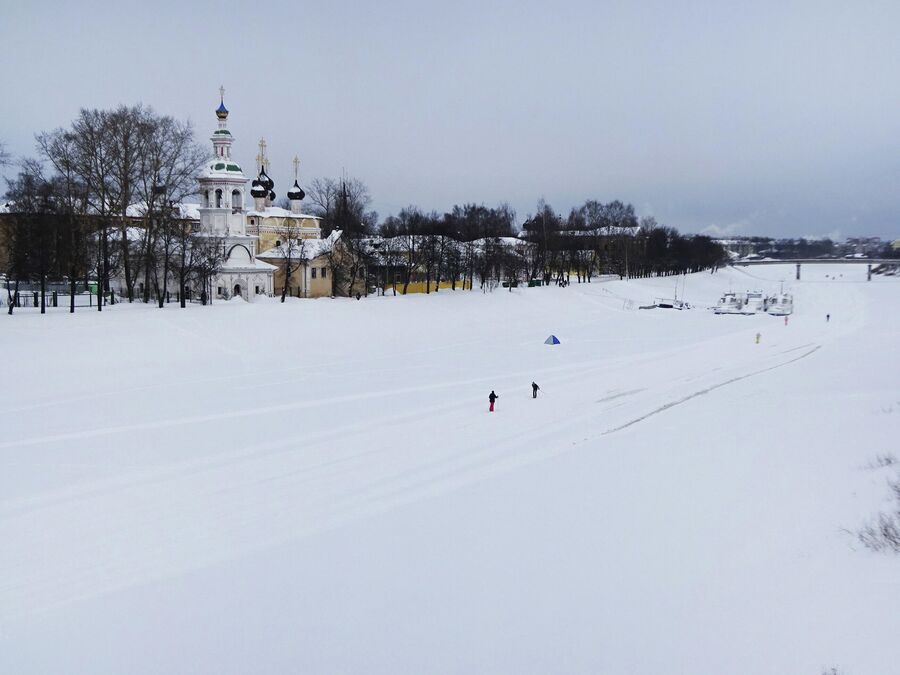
[489, 390, 499, 412]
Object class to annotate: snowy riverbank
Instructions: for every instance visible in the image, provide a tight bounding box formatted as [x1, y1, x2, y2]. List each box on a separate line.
[1, 264, 898, 674]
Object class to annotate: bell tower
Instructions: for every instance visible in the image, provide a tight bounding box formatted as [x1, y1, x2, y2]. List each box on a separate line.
[198, 87, 248, 236]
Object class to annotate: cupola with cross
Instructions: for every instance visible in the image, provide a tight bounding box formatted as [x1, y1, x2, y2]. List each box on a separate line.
[287, 155, 306, 213]
[198, 87, 248, 236]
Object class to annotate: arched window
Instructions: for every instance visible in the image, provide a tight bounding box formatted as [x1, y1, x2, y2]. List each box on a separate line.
[203, 191, 210, 208]
[215, 189, 223, 208]
[232, 189, 241, 209]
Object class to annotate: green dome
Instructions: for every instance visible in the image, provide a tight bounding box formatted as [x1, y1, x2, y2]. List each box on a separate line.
[210, 162, 243, 173]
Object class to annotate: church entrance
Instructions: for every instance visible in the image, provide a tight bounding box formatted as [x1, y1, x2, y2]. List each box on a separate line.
[233, 284, 242, 298]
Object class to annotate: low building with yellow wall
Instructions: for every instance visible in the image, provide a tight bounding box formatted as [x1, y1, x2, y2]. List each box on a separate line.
[248, 208, 323, 254]
[256, 233, 338, 298]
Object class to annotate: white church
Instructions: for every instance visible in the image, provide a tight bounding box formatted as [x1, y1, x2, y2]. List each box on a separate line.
[119, 89, 328, 303]
[197, 90, 277, 301]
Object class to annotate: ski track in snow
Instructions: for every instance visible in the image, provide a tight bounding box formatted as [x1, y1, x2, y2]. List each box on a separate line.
[601, 344, 822, 435]
[0, 344, 829, 623]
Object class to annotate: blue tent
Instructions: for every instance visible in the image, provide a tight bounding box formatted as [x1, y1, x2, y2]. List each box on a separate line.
[544, 335, 561, 345]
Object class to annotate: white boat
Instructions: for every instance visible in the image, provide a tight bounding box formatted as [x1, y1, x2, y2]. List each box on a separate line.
[740, 290, 767, 314]
[767, 293, 793, 315]
[714, 292, 744, 314]
[655, 297, 687, 310]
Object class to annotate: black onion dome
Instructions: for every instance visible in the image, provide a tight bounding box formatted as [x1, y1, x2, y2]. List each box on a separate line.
[269, 191, 276, 201]
[250, 184, 267, 198]
[259, 168, 274, 191]
[288, 180, 305, 201]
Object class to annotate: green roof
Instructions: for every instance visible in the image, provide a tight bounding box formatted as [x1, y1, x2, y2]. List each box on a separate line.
[209, 162, 243, 173]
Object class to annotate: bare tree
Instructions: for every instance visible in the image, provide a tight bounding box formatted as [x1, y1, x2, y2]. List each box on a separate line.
[106, 105, 153, 302]
[272, 217, 307, 301]
[191, 234, 226, 305]
[35, 129, 92, 312]
[3, 161, 67, 314]
[306, 176, 377, 236]
[151, 212, 178, 307]
[135, 114, 206, 307]
[70, 109, 118, 310]
[382, 207, 426, 295]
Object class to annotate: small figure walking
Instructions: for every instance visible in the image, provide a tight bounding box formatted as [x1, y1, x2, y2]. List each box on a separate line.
[784, 316, 788, 326]
[826, 313, 830, 322]
[532, 382, 540, 399]
[755, 332, 761, 344]
[489, 390, 499, 412]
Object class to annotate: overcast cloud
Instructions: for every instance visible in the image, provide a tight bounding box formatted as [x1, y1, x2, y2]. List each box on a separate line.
[1, 0, 898, 238]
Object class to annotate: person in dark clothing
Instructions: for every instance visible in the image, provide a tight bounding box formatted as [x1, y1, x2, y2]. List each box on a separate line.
[532, 382, 540, 399]
[826, 313, 830, 322]
[489, 390, 498, 412]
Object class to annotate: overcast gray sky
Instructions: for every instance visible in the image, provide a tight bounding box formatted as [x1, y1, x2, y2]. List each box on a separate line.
[2, 0, 898, 238]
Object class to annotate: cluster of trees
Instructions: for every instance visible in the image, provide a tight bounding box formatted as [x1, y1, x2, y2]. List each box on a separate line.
[521, 200, 726, 283]
[316, 197, 725, 297]
[373, 203, 518, 294]
[1, 106, 221, 313]
[291, 187, 726, 298]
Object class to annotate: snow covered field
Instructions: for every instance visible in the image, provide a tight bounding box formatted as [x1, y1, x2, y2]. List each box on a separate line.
[1, 263, 898, 674]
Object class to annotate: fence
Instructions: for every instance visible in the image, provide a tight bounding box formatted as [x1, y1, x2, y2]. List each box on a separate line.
[3, 291, 108, 309]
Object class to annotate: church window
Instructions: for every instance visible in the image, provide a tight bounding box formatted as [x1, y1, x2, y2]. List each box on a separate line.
[203, 191, 210, 207]
[215, 189, 223, 208]
[231, 189, 241, 209]
[321, 268, 327, 278]
[217, 286, 224, 296]
[255, 285, 260, 295]
[311, 268, 317, 279]
[276, 240, 281, 247]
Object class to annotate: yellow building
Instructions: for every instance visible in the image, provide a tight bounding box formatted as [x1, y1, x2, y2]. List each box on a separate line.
[248, 208, 323, 254]
[256, 232, 339, 298]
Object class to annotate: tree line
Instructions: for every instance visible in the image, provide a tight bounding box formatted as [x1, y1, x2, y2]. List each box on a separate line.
[2, 102, 728, 311]
[1, 106, 223, 313]
[300, 186, 726, 296]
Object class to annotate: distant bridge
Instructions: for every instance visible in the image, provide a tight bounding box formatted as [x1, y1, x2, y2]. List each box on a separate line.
[730, 258, 900, 281]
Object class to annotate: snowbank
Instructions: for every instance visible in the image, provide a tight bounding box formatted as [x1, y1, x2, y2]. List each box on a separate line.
[1, 263, 898, 674]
